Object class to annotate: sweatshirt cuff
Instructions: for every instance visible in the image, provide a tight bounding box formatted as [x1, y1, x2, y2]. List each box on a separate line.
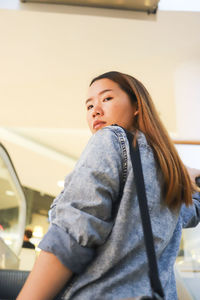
[38, 224, 95, 274]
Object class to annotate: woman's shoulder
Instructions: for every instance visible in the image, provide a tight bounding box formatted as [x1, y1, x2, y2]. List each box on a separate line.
[89, 125, 151, 156]
[80, 125, 152, 167]
[76, 126, 128, 170]
[87, 125, 128, 150]
[95, 124, 127, 139]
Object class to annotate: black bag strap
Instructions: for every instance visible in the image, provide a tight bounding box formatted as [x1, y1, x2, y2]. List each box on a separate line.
[125, 131, 165, 300]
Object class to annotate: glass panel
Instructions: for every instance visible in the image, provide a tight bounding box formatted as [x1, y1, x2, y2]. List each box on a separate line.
[0, 144, 26, 268]
[17, 187, 54, 271]
[175, 143, 200, 300]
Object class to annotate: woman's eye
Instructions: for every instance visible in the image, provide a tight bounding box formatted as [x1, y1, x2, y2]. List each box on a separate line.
[103, 97, 113, 102]
[87, 105, 93, 110]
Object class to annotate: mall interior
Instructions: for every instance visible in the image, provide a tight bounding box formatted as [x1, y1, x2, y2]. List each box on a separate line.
[0, 0, 200, 299]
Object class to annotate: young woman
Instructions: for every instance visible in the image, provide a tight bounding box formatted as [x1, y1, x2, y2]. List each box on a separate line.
[17, 71, 200, 300]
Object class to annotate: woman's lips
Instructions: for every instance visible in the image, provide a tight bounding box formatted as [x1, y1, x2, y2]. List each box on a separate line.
[93, 121, 106, 129]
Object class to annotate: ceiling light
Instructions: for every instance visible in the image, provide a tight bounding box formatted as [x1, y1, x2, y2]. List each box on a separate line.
[33, 226, 43, 238]
[57, 180, 64, 188]
[5, 190, 15, 196]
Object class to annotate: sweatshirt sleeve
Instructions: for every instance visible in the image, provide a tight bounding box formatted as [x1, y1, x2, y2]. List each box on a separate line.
[39, 126, 126, 274]
[181, 192, 200, 228]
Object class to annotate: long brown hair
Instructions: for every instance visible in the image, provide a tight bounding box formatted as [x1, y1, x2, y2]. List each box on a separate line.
[90, 71, 196, 209]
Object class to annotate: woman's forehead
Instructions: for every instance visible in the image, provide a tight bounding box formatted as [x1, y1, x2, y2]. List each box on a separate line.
[87, 78, 119, 97]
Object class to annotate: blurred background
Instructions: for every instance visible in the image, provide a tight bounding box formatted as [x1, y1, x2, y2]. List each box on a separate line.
[0, 1, 200, 299]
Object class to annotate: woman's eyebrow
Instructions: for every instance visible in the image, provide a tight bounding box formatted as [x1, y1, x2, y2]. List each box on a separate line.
[85, 89, 113, 105]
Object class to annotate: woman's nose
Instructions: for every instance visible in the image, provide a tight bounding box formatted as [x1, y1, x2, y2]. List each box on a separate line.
[92, 105, 104, 118]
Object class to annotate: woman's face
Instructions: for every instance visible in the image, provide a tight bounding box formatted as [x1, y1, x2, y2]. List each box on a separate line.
[86, 78, 137, 134]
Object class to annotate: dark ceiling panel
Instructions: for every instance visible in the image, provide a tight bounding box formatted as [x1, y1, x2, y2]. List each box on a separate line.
[21, 0, 159, 13]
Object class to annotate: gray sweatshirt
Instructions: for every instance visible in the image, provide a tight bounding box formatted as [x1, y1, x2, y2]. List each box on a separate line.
[39, 125, 200, 300]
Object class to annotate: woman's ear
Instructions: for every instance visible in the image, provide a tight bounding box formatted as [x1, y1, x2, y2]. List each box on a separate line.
[134, 110, 139, 116]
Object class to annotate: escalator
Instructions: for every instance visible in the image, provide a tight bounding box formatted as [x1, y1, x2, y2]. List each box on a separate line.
[0, 143, 26, 269]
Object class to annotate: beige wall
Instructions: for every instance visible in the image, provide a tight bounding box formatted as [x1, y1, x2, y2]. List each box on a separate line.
[174, 61, 200, 140]
[0, 6, 199, 137]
